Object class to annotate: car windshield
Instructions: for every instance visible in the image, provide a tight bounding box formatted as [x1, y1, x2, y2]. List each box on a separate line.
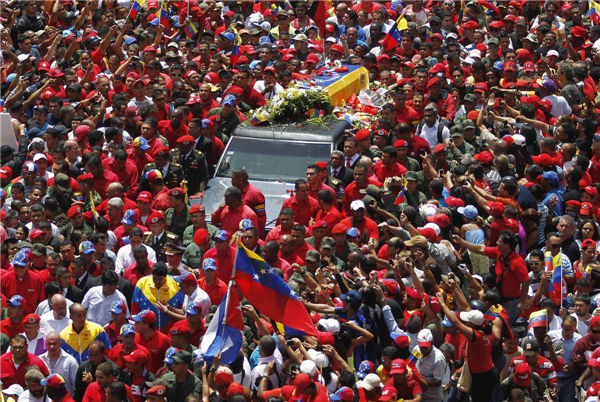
[215, 137, 331, 182]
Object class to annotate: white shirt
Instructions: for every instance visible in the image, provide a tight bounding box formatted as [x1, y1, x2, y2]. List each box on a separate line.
[39, 349, 79, 395]
[127, 96, 153, 109]
[26, 221, 60, 238]
[39, 310, 72, 336]
[17, 390, 51, 402]
[416, 346, 446, 401]
[542, 95, 572, 118]
[253, 80, 284, 100]
[419, 120, 450, 149]
[35, 298, 73, 317]
[115, 244, 157, 275]
[183, 287, 212, 317]
[571, 313, 591, 335]
[250, 348, 283, 388]
[81, 286, 128, 327]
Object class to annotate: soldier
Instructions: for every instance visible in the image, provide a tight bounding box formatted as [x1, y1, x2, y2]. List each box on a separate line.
[164, 188, 190, 239]
[182, 204, 218, 247]
[143, 147, 184, 190]
[169, 136, 209, 196]
[143, 211, 182, 263]
[164, 242, 189, 275]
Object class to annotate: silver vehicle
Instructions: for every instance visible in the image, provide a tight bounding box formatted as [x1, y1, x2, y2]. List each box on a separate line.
[195, 120, 349, 231]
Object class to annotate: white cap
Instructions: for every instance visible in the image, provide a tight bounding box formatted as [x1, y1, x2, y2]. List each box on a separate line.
[325, 37, 337, 43]
[463, 57, 475, 65]
[318, 318, 340, 335]
[417, 328, 433, 347]
[547, 49, 559, 58]
[260, 21, 272, 31]
[18, 53, 31, 63]
[420, 204, 438, 218]
[459, 310, 485, 326]
[424, 223, 441, 236]
[3, 385, 24, 397]
[300, 360, 317, 377]
[357, 373, 382, 391]
[472, 274, 484, 284]
[469, 49, 482, 59]
[314, 352, 329, 368]
[166, 41, 179, 49]
[216, 366, 233, 377]
[512, 134, 526, 146]
[446, 32, 458, 40]
[350, 200, 365, 211]
[33, 153, 48, 163]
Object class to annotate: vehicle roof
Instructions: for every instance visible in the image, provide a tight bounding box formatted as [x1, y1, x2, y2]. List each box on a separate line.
[231, 119, 350, 143]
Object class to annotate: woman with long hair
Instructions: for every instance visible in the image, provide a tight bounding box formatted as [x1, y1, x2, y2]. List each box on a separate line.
[521, 208, 542, 254]
[576, 218, 600, 253]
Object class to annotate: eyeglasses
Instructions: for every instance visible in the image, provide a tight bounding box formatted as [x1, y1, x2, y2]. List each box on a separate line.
[548, 244, 561, 249]
[172, 73, 182, 77]
[592, 328, 600, 334]
[277, 16, 287, 21]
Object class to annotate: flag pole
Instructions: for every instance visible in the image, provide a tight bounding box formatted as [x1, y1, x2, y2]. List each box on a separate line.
[217, 241, 240, 354]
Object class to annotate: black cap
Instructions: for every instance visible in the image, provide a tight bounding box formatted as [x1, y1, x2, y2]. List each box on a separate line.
[147, 60, 162, 70]
[1, 145, 15, 157]
[172, 350, 192, 364]
[521, 338, 539, 356]
[68, 83, 83, 92]
[203, 30, 215, 38]
[363, 53, 376, 61]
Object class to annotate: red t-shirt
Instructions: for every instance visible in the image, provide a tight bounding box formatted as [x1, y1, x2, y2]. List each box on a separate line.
[134, 330, 171, 373]
[198, 276, 228, 306]
[0, 318, 24, 339]
[373, 161, 408, 182]
[340, 216, 380, 244]
[466, 330, 494, 373]
[384, 377, 422, 400]
[483, 248, 529, 298]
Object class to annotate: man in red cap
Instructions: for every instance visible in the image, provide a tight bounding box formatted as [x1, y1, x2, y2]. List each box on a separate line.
[121, 349, 156, 402]
[135, 191, 157, 227]
[144, 211, 182, 263]
[373, 143, 408, 182]
[133, 310, 171, 372]
[384, 359, 422, 400]
[0, 295, 25, 339]
[145, 170, 170, 212]
[171, 135, 209, 196]
[425, 77, 455, 121]
[293, 373, 329, 402]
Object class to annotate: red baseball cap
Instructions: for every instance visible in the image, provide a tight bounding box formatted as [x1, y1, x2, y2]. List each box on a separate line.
[427, 214, 451, 228]
[0, 166, 12, 179]
[123, 350, 148, 365]
[474, 151, 493, 164]
[531, 153, 553, 168]
[487, 201, 505, 217]
[137, 191, 152, 202]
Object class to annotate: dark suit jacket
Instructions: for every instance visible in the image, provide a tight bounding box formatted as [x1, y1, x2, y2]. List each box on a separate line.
[74, 273, 90, 291]
[194, 135, 212, 162]
[329, 165, 354, 186]
[65, 285, 84, 304]
[85, 276, 134, 306]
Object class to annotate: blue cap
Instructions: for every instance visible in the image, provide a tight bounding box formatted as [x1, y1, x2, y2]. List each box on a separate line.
[80, 240, 96, 255]
[149, 18, 159, 26]
[260, 36, 271, 46]
[219, 32, 236, 42]
[213, 230, 228, 241]
[164, 347, 179, 364]
[203, 258, 217, 271]
[239, 219, 254, 231]
[120, 323, 135, 336]
[594, 134, 600, 142]
[340, 290, 361, 304]
[201, 119, 212, 129]
[223, 94, 237, 107]
[110, 300, 127, 314]
[457, 205, 478, 220]
[121, 209, 136, 225]
[123, 236, 130, 245]
[331, 387, 354, 402]
[6, 73, 16, 84]
[346, 227, 358, 237]
[7, 295, 24, 307]
[135, 137, 151, 150]
[12, 251, 29, 267]
[356, 361, 375, 379]
[26, 127, 42, 138]
[124, 37, 137, 45]
[493, 61, 504, 71]
[174, 271, 195, 283]
[442, 317, 453, 327]
[542, 171, 560, 186]
[186, 301, 201, 315]
[172, 16, 180, 28]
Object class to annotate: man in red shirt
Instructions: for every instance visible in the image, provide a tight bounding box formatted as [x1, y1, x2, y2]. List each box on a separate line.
[202, 231, 235, 283]
[133, 310, 171, 373]
[146, 170, 170, 212]
[127, 137, 155, 175]
[266, 209, 296, 243]
[199, 83, 220, 118]
[340, 200, 380, 248]
[158, 108, 188, 148]
[231, 169, 266, 237]
[278, 234, 304, 266]
[201, 117, 225, 167]
[101, 149, 139, 200]
[104, 300, 130, 347]
[1, 251, 45, 316]
[82, 361, 133, 402]
[108, 324, 153, 373]
[394, 89, 420, 131]
[0, 295, 25, 339]
[314, 191, 343, 236]
[85, 154, 120, 200]
[306, 164, 338, 209]
[452, 230, 530, 324]
[384, 359, 422, 401]
[394, 122, 431, 163]
[293, 373, 329, 402]
[43, 373, 77, 402]
[122, 350, 153, 402]
[197, 258, 228, 305]
[342, 164, 370, 215]
[211, 186, 258, 240]
[237, 67, 266, 110]
[0, 334, 50, 387]
[373, 146, 408, 182]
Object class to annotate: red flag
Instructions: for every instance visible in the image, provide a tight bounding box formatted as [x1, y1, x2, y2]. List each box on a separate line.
[307, 1, 327, 38]
[224, 289, 244, 331]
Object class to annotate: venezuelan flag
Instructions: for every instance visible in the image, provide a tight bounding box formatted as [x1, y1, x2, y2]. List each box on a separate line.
[128, 0, 146, 20]
[590, 0, 600, 25]
[156, 0, 169, 27]
[184, 20, 198, 39]
[306, 109, 324, 119]
[483, 305, 502, 321]
[546, 252, 563, 305]
[394, 176, 408, 205]
[406, 348, 422, 369]
[458, 0, 466, 23]
[251, 113, 269, 125]
[90, 191, 98, 224]
[230, 25, 243, 66]
[382, 14, 408, 51]
[131, 275, 184, 331]
[234, 242, 318, 336]
[528, 309, 548, 329]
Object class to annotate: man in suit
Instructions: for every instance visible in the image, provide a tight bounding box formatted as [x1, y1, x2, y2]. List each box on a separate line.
[143, 211, 182, 263]
[84, 257, 134, 306]
[343, 137, 362, 170]
[70, 257, 92, 292]
[328, 150, 354, 186]
[56, 266, 83, 304]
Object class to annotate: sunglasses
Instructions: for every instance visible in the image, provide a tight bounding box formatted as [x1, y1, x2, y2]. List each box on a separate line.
[277, 16, 287, 20]
[548, 244, 561, 249]
[592, 328, 600, 334]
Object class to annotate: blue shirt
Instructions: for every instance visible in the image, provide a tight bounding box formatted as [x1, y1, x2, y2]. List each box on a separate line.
[542, 188, 563, 217]
[335, 307, 367, 370]
[548, 329, 582, 377]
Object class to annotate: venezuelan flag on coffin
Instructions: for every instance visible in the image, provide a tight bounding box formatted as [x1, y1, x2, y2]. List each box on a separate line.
[311, 65, 369, 107]
[132, 275, 184, 331]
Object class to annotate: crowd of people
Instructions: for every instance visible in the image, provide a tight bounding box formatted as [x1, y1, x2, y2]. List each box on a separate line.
[4, 0, 600, 402]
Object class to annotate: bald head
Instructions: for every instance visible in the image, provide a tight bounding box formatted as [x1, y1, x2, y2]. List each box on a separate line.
[46, 331, 60, 342]
[107, 182, 125, 197]
[50, 294, 67, 319]
[494, 140, 508, 155]
[359, 156, 373, 171]
[70, 303, 86, 316]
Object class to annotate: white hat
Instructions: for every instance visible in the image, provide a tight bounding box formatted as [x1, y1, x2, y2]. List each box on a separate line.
[546, 49, 559, 58]
[446, 32, 458, 40]
[313, 352, 329, 368]
[350, 200, 365, 211]
[420, 204, 438, 218]
[512, 134, 526, 146]
[166, 41, 179, 49]
[17, 53, 31, 63]
[462, 57, 475, 65]
[325, 37, 337, 43]
[33, 153, 48, 163]
[417, 328, 433, 348]
[3, 385, 24, 397]
[216, 366, 233, 377]
[459, 310, 485, 326]
[424, 223, 441, 236]
[300, 359, 317, 377]
[469, 49, 482, 59]
[318, 318, 340, 335]
[357, 373, 382, 391]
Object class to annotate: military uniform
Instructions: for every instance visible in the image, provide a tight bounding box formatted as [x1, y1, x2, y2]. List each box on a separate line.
[182, 240, 214, 269]
[326, 175, 346, 205]
[169, 148, 209, 195]
[182, 223, 218, 247]
[60, 222, 94, 240]
[142, 162, 184, 189]
[165, 205, 191, 239]
[400, 156, 421, 172]
[143, 230, 182, 263]
[334, 241, 359, 263]
[366, 146, 382, 160]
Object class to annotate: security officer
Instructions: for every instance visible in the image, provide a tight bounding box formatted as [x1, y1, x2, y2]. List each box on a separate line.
[144, 211, 182, 263]
[316, 162, 345, 205]
[164, 242, 190, 275]
[144, 147, 184, 189]
[164, 188, 190, 239]
[169, 136, 209, 196]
